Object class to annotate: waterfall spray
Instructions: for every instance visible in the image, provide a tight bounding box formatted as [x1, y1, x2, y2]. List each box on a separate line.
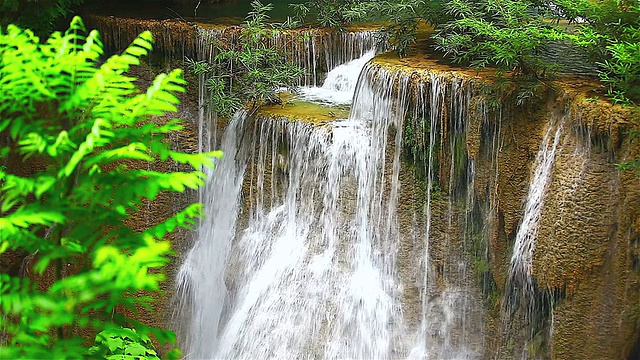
[175, 112, 250, 359]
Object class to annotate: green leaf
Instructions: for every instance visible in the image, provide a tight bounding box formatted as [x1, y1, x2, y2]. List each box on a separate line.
[124, 342, 147, 356]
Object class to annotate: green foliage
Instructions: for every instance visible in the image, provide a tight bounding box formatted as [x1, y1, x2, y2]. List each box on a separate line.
[598, 41, 640, 104]
[293, 0, 446, 56]
[556, 0, 640, 104]
[291, 0, 352, 28]
[188, 0, 305, 118]
[344, 0, 446, 55]
[435, 0, 640, 104]
[88, 326, 181, 359]
[286, 0, 638, 103]
[0, 16, 220, 357]
[0, 0, 85, 35]
[433, 0, 564, 76]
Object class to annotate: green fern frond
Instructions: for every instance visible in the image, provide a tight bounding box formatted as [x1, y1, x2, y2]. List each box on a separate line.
[0, 16, 206, 357]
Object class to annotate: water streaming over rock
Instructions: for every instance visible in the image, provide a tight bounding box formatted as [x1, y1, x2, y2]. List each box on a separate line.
[298, 49, 376, 105]
[176, 51, 494, 357]
[175, 113, 251, 358]
[196, 27, 383, 86]
[323, 30, 384, 71]
[507, 117, 565, 307]
[86, 15, 384, 86]
[167, 11, 621, 358]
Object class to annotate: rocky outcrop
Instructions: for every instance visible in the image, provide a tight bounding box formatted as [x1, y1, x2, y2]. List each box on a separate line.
[367, 52, 640, 359]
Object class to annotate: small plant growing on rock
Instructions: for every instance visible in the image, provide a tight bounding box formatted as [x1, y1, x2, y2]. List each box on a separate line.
[187, 0, 304, 118]
[555, 0, 640, 104]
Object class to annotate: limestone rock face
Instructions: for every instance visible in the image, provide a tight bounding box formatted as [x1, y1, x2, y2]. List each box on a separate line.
[362, 54, 640, 358]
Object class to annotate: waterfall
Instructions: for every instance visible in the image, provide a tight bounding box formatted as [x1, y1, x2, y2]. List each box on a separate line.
[323, 30, 385, 71]
[214, 116, 403, 359]
[176, 54, 490, 358]
[175, 113, 250, 359]
[195, 26, 382, 87]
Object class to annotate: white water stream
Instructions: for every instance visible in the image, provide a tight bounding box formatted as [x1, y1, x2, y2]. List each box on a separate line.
[507, 118, 564, 306]
[297, 49, 376, 105]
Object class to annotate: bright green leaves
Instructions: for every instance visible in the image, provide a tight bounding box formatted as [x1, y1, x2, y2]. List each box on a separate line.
[91, 239, 170, 293]
[0, 208, 64, 229]
[437, 0, 640, 104]
[0, 17, 212, 358]
[554, 0, 640, 104]
[291, 0, 350, 29]
[0, 171, 56, 211]
[88, 325, 179, 360]
[600, 40, 640, 103]
[144, 203, 203, 240]
[169, 149, 222, 169]
[131, 69, 186, 117]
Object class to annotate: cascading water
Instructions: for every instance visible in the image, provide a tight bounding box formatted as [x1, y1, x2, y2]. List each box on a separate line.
[175, 113, 251, 359]
[195, 27, 383, 87]
[323, 30, 385, 71]
[177, 49, 488, 358]
[298, 49, 376, 104]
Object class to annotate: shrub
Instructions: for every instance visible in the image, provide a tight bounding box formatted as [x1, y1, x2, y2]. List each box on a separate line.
[433, 0, 565, 77]
[0, 0, 84, 35]
[293, 0, 446, 56]
[555, 0, 640, 104]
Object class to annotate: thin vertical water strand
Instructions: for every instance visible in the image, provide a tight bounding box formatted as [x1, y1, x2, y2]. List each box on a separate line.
[382, 69, 410, 271]
[508, 118, 564, 305]
[404, 72, 482, 360]
[407, 74, 445, 359]
[443, 78, 476, 357]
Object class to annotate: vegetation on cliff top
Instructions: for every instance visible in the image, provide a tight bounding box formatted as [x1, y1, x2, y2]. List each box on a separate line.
[297, 0, 639, 105]
[1, 0, 637, 104]
[0, 17, 218, 357]
[0, 0, 85, 35]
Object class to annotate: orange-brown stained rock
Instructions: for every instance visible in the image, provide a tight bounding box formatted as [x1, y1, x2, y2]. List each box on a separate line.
[84, 15, 198, 59]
